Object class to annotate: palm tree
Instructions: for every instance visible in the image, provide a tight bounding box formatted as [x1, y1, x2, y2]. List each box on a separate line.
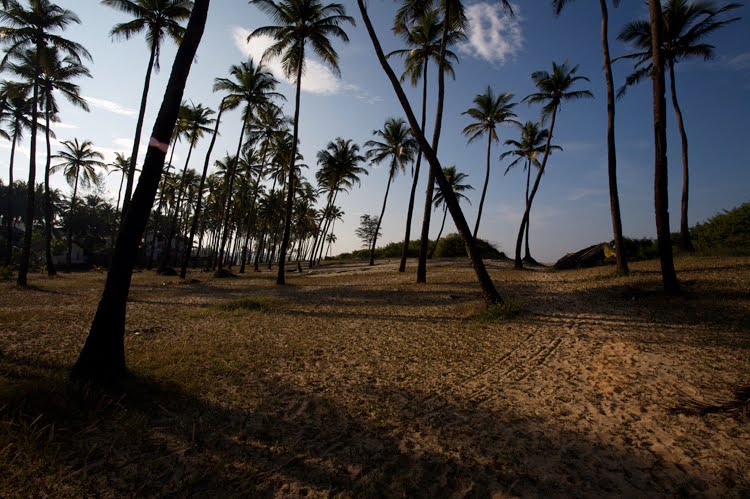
[101, 0, 193, 219]
[462, 87, 518, 239]
[108, 153, 132, 219]
[212, 59, 282, 276]
[356, 0, 504, 305]
[0, 81, 33, 266]
[552, 0, 629, 274]
[386, 8, 462, 272]
[501, 121, 560, 263]
[429, 165, 472, 258]
[365, 117, 416, 265]
[71, 0, 209, 384]
[617, 0, 740, 253]
[249, 0, 355, 285]
[514, 62, 593, 269]
[0, 0, 90, 286]
[51, 139, 106, 272]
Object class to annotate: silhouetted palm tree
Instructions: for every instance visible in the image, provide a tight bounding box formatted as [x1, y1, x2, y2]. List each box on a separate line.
[249, 0, 355, 285]
[429, 165, 472, 258]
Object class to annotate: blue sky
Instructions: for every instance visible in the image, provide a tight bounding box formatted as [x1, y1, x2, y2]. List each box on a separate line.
[1, 0, 749, 261]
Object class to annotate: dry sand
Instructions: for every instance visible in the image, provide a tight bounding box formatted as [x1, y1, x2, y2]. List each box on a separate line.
[0, 256, 748, 496]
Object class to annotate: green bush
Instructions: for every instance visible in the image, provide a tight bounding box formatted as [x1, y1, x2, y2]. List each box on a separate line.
[621, 237, 660, 261]
[691, 203, 750, 254]
[433, 233, 505, 259]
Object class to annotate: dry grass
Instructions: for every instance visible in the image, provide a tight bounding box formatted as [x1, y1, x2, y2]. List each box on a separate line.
[1, 256, 749, 496]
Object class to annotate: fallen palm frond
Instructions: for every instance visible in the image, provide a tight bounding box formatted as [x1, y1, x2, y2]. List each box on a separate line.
[676, 384, 750, 420]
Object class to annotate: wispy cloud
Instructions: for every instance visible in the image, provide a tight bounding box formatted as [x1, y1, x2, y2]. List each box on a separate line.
[567, 188, 606, 202]
[722, 51, 750, 71]
[54, 122, 79, 130]
[458, 2, 523, 65]
[84, 96, 137, 117]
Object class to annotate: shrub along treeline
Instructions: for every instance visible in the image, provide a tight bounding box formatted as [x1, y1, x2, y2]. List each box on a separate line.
[337, 234, 506, 261]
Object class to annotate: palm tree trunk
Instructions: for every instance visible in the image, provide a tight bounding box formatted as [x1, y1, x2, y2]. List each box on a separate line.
[668, 62, 694, 253]
[44, 98, 56, 276]
[357, 0, 503, 305]
[474, 135, 492, 239]
[5, 130, 17, 267]
[254, 229, 266, 271]
[428, 205, 447, 259]
[67, 173, 80, 273]
[158, 142, 194, 272]
[180, 103, 224, 279]
[399, 62, 429, 272]
[600, 0, 629, 274]
[310, 190, 337, 267]
[370, 172, 393, 265]
[649, 0, 679, 293]
[523, 159, 532, 260]
[17, 45, 41, 287]
[121, 44, 157, 219]
[515, 107, 558, 269]
[71, 0, 210, 384]
[147, 139, 176, 269]
[276, 46, 305, 286]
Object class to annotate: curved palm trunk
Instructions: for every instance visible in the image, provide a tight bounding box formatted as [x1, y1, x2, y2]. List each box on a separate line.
[67, 173, 80, 272]
[358, 1, 502, 305]
[44, 98, 56, 276]
[115, 171, 125, 218]
[399, 62, 429, 272]
[473, 135, 492, 239]
[523, 159, 532, 260]
[370, 172, 393, 266]
[308, 192, 332, 268]
[600, 0, 629, 274]
[180, 104, 225, 279]
[668, 62, 693, 253]
[649, 0, 679, 293]
[428, 205, 447, 259]
[121, 44, 158, 219]
[71, 0, 210, 384]
[276, 46, 305, 286]
[158, 143, 194, 272]
[515, 107, 558, 269]
[5, 130, 18, 267]
[17, 46, 41, 287]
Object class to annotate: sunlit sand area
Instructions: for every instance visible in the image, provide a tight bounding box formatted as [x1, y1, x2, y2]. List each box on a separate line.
[1, 256, 748, 496]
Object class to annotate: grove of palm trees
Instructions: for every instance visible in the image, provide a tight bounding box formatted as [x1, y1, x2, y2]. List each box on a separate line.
[1, 0, 748, 495]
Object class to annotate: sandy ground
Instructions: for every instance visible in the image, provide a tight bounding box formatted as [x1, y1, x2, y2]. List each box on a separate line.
[0, 256, 749, 496]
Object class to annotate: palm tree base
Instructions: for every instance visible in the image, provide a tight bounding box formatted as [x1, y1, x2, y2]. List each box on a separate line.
[156, 267, 178, 276]
[213, 268, 236, 278]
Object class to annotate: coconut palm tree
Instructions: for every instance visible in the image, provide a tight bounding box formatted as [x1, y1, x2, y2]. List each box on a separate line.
[108, 153, 131, 219]
[0, 0, 91, 286]
[514, 62, 593, 269]
[51, 139, 106, 271]
[429, 165, 472, 259]
[462, 87, 518, 239]
[71, 0, 209, 383]
[212, 59, 282, 276]
[552, 0, 629, 274]
[365, 117, 416, 265]
[249, 0, 355, 285]
[501, 121, 560, 263]
[617, 0, 740, 253]
[386, 8, 462, 272]
[356, 0, 503, 305]
[101, 0, 193, 219]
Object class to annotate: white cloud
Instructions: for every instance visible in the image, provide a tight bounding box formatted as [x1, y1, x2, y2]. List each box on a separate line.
[567, 188, 605, 202]
[54, 122, 79, 130]
[83, 95, 137, 117]
[459, 2, 523, 65]
[723, 52, 750, 71]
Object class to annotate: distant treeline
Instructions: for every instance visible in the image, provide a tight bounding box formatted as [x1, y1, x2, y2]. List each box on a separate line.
[337, 234, 506, 261]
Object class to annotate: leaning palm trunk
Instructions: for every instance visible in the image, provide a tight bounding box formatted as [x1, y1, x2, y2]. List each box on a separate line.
[276, 47, 304, 286]
[4, 130, 18, 266]
[308, 193, 332, 268]
[428, 205, 448, 259]
[158, 144, 194, 272]
[523, 159, 532, 261]
[668, 62, 693, 253]
[600, 0, 629, 274]
[43, 98, 56, 276]
[357, 1, 502, 305]
[71, 0, 210, 383]
[399, 63, 429, 272]
[648, 0, 679, 293]
[473, 133, 492, 239]
[515, 107, 558, 269]
[66, 172, 80, 272]
[370, 172, 393, 266]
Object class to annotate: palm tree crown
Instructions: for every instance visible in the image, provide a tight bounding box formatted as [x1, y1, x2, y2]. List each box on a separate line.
[523, 61, 593, 119]
[364, 117, 417, 180]
[433, 165, 473, 208]
[462, 87, 518, 144]
[51, 139, 106, 189]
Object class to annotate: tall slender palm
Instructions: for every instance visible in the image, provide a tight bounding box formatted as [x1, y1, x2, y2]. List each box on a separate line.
[365, 117, 417, 265]
[617, 0, 740, 253]
[0, 81, 33, 266]
[212, 59, 282, 276]
[501, 121, 560, 263]
[386, 8, 461, 272]
[249, 0, 355, 285]
[429, 165, 472, 258]
[356, 0, 504, 305]
[462, 87, 518, 239]
[51, 139, 106, 272]
[71, 0, 210, 383]
[0, 0, 90, 286]
[108, 153, 131, 218]
[515, 62, 593, 269]
[553, 0, 629, 273]
[101, 0, 193, 219]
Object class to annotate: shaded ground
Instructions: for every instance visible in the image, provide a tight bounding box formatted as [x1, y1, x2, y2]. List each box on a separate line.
[0, 256, 749, 496]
